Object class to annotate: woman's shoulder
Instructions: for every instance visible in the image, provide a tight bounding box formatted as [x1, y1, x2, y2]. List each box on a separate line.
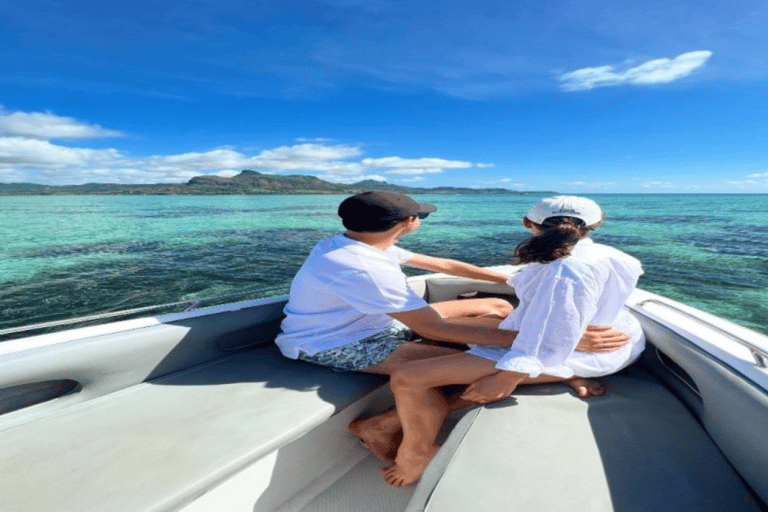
[569, 239, 643, 279]
[536, 256, 596, 286]
[588, 240, 642, 266]
[573, 238, 638, 261]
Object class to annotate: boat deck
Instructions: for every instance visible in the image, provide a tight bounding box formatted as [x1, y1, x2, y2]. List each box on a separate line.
[1, 273, 767, 511]
[279, 365, 766, 512]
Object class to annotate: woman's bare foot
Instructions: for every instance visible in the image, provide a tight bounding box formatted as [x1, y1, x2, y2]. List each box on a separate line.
[381, 445, 440, 487]
[348, 414, 402, 464]
[566, 377, 605, 397]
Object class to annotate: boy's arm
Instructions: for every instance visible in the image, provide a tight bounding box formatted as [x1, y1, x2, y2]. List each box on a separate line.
[390, 306, 519, 346]
[390, 306, 630, 350]
[403, 254, 510, 284]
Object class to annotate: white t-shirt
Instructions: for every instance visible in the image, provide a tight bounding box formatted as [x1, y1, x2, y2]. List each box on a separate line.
[468, 238, 645, 378]
[275, 234, 429, 359]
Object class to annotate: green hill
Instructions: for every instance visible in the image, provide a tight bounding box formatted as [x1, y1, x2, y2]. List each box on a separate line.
[0, 170, 555, 195]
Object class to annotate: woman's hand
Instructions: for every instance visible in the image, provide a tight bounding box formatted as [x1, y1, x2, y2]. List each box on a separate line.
[461, 371, 527, 403]
[576, 325, 631, 353]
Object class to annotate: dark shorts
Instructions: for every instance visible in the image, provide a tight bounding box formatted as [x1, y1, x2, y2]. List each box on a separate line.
[297, 321, 412, 372]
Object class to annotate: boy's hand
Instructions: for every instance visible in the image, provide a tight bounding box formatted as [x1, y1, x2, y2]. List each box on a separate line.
[576, 325, 631, 353]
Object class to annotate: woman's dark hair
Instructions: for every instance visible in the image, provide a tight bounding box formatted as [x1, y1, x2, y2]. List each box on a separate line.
[514, 216, 592, 264]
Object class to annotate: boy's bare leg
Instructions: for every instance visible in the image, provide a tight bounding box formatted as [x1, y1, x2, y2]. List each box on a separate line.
[348, 386, 473, 463]
[348, 341, 463, 462]
[383, 353, 502, 486]
[348, 311, 505, 462]
[348, 409, 403, 463]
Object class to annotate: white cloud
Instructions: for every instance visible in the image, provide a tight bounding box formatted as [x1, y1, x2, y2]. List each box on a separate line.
[0, 167, 31, 182]
[0, 110, 492, 185]
[499, 179, 528, 187]
[136, 144, 368, 178]
[362, 156, 472, 170]
[317, 173, 387, 184]
[728, 172, 768, 188]
[154, 148, 251, 169]
[0, 110, 124, 140]
[258, 143, 363, 163]
[559, 51, 713, 91]
[294, 137, 335, 143]
[0, 141, 369, 184]
[215, 170, 240, 178]
[360, 156, 473, 176]
[0, 136, 124, 167]
[385, 168, 446, 175]
[641, 181, 678, 189]
[562, 181, 618, 189]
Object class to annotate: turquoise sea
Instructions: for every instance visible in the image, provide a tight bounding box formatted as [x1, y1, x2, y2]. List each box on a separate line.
[1, 194, 767, 338]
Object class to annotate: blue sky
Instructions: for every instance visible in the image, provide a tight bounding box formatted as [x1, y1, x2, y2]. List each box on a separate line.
[1, 0, 766, 192]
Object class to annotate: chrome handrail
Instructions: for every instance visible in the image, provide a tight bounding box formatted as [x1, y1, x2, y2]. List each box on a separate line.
[635, 299, 768, 368]
[0, 286, 289, 338]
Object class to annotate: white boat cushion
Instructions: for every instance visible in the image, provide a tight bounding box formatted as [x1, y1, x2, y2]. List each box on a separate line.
[0, 345, 386, 512]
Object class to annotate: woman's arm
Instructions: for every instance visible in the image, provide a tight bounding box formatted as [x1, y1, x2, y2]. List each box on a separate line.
[404, 253, 510, 283]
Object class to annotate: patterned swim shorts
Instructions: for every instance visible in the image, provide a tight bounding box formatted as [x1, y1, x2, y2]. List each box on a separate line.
[297, 321, 412, 372]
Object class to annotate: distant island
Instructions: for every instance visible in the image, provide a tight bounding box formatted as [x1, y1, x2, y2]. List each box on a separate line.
[0, 170, 554, 196]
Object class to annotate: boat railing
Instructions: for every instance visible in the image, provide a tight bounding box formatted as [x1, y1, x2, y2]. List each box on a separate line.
[637, 299, 768, 368]
[0, 286, 289, 338]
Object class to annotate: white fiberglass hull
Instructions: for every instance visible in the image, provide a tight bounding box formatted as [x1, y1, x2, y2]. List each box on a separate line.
[0, 266, 766, 512]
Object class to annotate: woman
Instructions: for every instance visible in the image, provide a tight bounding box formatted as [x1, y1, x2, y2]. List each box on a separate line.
[375, 195, 645, 487]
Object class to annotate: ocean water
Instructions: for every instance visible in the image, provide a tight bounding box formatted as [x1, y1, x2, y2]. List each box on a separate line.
[1, 194, 767, 338]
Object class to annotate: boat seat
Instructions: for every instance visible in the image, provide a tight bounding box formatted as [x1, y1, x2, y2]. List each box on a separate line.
[0, 344, 386, 512]
[407, 365, 764, 512]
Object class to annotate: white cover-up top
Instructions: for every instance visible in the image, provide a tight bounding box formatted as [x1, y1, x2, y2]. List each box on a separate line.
[275, 234, 428, 359]
[468, 238, 645, 378]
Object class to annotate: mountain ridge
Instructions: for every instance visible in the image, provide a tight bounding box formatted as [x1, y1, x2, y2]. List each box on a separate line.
[0, 170, 555, 195]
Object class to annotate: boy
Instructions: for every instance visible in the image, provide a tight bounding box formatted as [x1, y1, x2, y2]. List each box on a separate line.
[275, 191, 629, 461]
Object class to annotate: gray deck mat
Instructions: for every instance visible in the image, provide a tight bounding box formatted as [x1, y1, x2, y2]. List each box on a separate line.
[299, 454, 416, 512]
[300, 416, 463, 512]
[404, 406, 482, 511]
[406, 367, 764, 512]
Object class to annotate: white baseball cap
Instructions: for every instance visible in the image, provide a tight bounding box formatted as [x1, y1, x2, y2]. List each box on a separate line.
[525, 196, 603, 226]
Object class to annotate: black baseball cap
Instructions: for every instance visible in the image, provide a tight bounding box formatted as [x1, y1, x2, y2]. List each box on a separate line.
[338, 191, 437, 232]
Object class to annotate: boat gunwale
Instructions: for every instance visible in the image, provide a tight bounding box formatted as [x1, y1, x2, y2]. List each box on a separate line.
[0, 294, 289, 357]
[628, 290, 768, 392]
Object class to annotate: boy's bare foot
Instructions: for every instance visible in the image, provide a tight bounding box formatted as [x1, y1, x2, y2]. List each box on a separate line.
[566, 377, 605, 397]
[381, 445, 440, 487]
[349, 415, 402, 464]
